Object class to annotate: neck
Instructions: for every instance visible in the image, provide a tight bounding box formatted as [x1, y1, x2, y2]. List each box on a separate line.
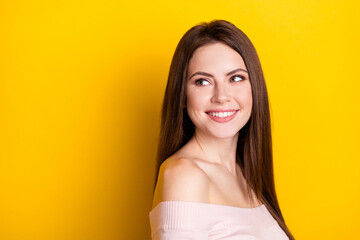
[189, 129, 239, 176]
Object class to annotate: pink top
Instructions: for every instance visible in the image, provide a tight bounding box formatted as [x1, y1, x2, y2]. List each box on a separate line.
[149, 201, 289, 240]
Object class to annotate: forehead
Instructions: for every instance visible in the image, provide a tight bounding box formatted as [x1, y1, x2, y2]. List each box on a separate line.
[188, 42, 246, 74]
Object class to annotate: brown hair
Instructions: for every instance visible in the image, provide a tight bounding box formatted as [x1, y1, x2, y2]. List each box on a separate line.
[154, 20, 294, 239]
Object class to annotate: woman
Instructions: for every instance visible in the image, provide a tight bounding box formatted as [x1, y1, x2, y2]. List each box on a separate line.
[149, 20, 294, 240]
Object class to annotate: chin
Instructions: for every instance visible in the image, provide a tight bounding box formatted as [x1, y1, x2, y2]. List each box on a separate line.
[206, 128, 240, 140]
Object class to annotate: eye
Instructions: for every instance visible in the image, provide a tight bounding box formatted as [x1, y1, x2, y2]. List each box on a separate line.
[195, 79, 210, 86]
[230, 75, 245, 82]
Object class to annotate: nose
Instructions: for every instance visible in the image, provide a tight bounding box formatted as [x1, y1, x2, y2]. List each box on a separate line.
[211, 84, 230, 104]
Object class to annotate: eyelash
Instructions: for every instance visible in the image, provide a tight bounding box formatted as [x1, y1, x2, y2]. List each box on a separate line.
[194, 75, 246, 86]
[230, 75, 246, 82]
[195, 78, 210, 86]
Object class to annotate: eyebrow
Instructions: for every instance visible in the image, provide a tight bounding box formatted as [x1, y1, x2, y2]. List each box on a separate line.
[189, 68, 248, 79]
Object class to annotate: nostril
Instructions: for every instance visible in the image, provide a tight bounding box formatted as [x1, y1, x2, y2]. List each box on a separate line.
[212, 95, 231, 103]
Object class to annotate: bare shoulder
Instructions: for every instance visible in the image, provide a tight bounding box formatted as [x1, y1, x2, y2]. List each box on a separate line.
[152, 157, 210, 209]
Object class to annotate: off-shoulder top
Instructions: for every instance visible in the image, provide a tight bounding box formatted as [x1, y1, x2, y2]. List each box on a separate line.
[149, 201, 289, 240]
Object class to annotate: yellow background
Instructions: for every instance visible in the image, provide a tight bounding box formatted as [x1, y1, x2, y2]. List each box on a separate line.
[1, 0, 359, 239]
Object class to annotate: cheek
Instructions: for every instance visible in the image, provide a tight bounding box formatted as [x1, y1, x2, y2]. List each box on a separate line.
[186, 88, 210, 110]
[235, 86, 253, 109]
[244, 90, 253, 108]
[185, 89, 210, 126]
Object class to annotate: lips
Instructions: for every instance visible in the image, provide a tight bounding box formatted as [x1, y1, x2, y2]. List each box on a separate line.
[205, 109, 239, 123]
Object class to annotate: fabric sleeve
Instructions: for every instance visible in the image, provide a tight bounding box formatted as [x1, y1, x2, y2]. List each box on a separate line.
[149, 201, 211, 240]
[149, 201, 290, 240]
[152, 229, 209, 240]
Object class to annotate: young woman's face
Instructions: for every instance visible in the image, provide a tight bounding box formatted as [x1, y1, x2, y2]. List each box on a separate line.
[186, 42, 252, 139]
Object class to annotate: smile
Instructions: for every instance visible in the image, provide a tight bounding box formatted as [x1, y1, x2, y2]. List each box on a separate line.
[205, 109, 239, 123]
[207, 111, 237, 118]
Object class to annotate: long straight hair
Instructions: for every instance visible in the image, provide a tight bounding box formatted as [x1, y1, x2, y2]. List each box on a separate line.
[154, 20, 294, 240]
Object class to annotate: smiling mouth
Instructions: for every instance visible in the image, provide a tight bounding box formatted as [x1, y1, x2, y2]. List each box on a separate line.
[206, 110, 239, 118]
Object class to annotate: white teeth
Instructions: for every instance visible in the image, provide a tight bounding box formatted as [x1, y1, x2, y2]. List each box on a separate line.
[208, 111, 236, 118]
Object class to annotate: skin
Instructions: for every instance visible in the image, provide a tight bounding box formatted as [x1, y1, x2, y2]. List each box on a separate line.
[152, 42, 262, 209]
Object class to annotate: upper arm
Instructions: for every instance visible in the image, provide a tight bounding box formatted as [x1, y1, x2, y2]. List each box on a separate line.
[152, 158, 209, 208]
